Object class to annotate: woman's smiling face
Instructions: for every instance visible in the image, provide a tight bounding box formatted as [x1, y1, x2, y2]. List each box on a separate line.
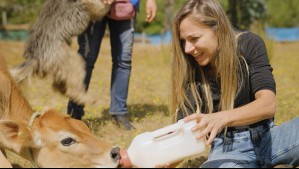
[179, 16, 218, 67]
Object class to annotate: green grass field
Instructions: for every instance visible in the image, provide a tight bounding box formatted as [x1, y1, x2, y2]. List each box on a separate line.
[0, 38, 298, 168]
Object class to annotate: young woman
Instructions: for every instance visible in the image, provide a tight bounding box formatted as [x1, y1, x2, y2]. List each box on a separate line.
[171, 0, 299, 168]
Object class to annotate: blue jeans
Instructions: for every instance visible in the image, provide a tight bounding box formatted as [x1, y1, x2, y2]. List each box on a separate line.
[201, 118, 299, 168]
[68, 17, 135, 117]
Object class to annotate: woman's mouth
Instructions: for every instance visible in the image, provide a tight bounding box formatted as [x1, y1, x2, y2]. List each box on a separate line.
[194, 52, 204, 61]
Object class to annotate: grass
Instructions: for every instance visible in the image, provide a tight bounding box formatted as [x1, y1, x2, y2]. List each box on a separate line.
[0, 38, 298, 168]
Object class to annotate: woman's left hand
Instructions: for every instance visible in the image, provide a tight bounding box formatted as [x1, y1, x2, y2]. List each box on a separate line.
[184, 113, 228, 145]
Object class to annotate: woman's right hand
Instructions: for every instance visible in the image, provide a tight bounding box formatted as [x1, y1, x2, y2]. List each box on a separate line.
[184, 113, 228, 145]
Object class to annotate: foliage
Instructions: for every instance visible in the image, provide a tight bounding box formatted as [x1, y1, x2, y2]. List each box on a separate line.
[136, 0, 267, 34]
[0, 0, 45, 24]
[221, 0, 266, 30]
[266, 0, 299, 27]
[135, 0, 187, 35]
[219, 0, 299, 29]
[238, 0, 266, 29]
[1, 0, 299, 33]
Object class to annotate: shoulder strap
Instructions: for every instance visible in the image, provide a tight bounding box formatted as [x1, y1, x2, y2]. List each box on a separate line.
[240, 56, 252, 104]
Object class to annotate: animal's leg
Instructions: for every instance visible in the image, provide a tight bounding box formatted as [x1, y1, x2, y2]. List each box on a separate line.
[52, 50, 95, 105]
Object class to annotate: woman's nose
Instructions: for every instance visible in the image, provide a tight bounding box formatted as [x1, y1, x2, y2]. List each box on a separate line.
[184, 41, 195, 55]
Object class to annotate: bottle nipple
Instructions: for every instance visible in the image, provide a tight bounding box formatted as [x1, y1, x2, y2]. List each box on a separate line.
[120, 150, 132, 168]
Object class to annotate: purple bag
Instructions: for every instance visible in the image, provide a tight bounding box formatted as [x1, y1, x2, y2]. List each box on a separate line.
[108, 0, 136, 20]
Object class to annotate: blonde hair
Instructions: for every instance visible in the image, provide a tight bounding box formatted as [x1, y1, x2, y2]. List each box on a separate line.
[171, 0, 244, 121]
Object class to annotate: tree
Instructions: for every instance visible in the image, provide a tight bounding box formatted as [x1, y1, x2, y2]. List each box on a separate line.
[266, 0, 299, 27]
[0, 0, 45, 25]
[227, 0, 238, 28]
[226, 0, 267, 30]
[0, 0, 13, 26]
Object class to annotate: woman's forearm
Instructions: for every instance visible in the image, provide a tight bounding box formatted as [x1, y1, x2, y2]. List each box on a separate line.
[222, 89, 276, 127]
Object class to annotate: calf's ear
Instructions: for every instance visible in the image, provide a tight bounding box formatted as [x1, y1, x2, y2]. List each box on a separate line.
[0, 121, 40, 150]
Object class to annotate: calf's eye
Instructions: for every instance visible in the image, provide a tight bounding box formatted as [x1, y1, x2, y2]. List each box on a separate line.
[61, 137, 77, 146]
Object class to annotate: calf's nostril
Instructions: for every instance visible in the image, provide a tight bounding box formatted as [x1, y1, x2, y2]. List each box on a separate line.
[111, 147, 120, 161]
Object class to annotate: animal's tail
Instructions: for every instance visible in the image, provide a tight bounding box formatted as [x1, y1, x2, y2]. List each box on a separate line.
[9, 60, 38, 84]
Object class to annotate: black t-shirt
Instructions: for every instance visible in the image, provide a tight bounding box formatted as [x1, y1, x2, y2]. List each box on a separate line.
[177, 32, 276, 119]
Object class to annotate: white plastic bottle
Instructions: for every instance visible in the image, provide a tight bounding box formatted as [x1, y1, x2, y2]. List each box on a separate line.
[120, 119, 205, 168]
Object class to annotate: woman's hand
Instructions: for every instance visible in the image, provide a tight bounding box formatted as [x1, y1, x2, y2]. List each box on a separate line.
[145, 0, 157, 23]
[103, 0, 114, 5]
[184, 113, 228, 145]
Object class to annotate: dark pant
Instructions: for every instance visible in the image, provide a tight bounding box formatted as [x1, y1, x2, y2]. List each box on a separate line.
[68, 17, 135, 118]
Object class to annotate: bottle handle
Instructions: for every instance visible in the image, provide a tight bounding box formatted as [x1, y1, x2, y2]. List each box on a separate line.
[150, 120, 184, 139]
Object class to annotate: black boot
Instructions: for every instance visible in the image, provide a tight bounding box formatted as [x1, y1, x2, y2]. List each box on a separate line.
[112, 115, 135, 131]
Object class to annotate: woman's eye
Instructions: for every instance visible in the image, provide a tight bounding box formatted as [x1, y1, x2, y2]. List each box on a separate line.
[61, 137, 77, 146]
[190, 37, 199, 43]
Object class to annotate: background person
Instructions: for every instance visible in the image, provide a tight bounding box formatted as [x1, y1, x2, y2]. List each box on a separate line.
[67, 0, 157, 131]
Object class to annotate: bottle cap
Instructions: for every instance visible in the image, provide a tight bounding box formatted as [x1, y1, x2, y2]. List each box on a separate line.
[120, 150, 132, 168]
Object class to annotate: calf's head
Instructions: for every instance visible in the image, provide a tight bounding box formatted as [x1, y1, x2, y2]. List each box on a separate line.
[0, 109, 119, 168]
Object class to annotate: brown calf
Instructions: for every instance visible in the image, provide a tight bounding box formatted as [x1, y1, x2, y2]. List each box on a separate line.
[0, 55, 120, 167]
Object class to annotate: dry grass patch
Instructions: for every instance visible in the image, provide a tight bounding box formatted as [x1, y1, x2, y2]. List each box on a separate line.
[0, 39, 298, 168]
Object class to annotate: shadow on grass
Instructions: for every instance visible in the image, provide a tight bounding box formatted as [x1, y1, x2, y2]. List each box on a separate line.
[12, 164, 22, 168]
[84, 103, 170, 127]
[180, 156, 208, 168]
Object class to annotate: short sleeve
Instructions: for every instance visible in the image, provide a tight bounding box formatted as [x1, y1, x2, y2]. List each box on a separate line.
[238, 32, 276, 95]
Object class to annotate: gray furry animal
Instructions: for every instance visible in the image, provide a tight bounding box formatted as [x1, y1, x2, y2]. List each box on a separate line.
[10, 0, 113, 105]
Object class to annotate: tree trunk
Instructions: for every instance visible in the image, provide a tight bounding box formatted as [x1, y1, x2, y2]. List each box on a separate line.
[228, 0, 238, 29]
[2, 11, 7, 26]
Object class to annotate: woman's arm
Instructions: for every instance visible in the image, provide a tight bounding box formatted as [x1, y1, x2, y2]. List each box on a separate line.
[224, 89, 276, 126]
[184, 89, 276, 145]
